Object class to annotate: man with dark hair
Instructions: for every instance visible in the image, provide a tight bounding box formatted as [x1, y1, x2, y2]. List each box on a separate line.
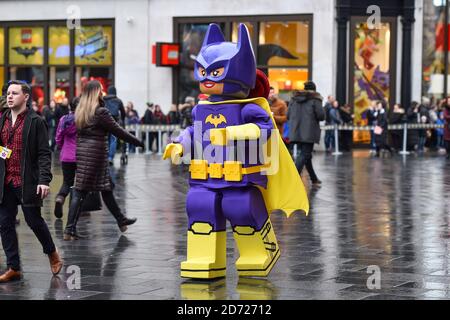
[0, 80, 62, 282]
[54, 97, 70, 128]
[104, 86, 126, 164]
[288, 80, 325, 187]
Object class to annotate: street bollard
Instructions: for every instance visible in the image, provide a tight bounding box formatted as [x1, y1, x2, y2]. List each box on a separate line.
[145, 130, 151, 154]
[158, 129, 163, 155]
[399, 123, 410, 155]
[135, 124, 140, 153]
[332, 125, 342, 155]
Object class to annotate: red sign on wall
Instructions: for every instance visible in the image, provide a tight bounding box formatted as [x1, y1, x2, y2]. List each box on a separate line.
[21, 29, 32, 44]
[153, 42, 180, 67]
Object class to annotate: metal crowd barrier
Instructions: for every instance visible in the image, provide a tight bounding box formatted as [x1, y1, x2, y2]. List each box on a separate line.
[320, 123, 445, 155]
[124, 123, 445, 156]
[124, 124, 181, 155]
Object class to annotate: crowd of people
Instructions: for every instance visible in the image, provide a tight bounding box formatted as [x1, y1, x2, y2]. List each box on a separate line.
[326, 96, 450, 157]
[267, 90, 450, 159]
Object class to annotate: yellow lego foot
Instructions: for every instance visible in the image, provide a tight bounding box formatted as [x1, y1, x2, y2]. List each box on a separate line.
[236, 249, 280, 277]
[233, 219, 280, 277]
[181, 224, 226, 279]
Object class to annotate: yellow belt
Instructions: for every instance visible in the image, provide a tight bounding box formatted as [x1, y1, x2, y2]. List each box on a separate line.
[189, 160, 269, 182]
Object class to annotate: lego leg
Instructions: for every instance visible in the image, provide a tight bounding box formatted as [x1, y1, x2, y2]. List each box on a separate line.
[181, 186, 226, 279]
[222, 187, 280, 277]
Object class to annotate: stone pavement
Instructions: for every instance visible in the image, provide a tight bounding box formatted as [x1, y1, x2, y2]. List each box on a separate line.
[0, 151, 449, 300]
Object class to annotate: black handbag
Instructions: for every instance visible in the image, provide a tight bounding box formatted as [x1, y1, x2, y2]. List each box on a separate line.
[81, 191, 102, 212]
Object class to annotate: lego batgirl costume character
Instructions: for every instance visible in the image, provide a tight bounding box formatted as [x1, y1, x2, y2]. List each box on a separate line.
[163, 23, 309, 279]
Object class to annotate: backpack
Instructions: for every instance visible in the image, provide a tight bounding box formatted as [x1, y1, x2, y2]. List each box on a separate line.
[105, 98, 121, 120]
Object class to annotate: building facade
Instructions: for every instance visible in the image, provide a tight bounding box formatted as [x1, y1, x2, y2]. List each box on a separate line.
[0, 0, 440, 128]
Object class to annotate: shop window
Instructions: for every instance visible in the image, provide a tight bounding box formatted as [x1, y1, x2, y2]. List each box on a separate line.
[75, 25, 113, 66]
[0, 27, 4, 65]
[49, 67, 70, 103]
[75, 66, 112, 96]
[9, 27, 44, 65]
[231, 22, 254, 42]
[0, 28, 4, 87]
[49, 26, 70, 65]
[268, 68, 308, 100]
[422, 1, 446, 99]
[0, 67, 4, 89]
[258, 21, 309, 67]
[8, 66, 45, 107]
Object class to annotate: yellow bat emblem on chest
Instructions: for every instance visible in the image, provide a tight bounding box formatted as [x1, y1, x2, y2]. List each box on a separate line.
[205, 114, 227, 128]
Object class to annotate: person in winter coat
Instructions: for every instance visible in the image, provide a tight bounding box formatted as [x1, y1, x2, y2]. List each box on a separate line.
[54, 99, 78, 219]
[63, 80, 144, 240]
[367, 101, 378, 153]
[43, 100, 57, 151]
[443, 98, 450, 159]
[287, 81, 325, 186]
[436, 111, 445, 150]
[373, 101, 392, 157]
[268, 87, 288, 136]
[339, 104, 354, 151]
[104, 86, 126, 164]
[388, 103, 406, 151]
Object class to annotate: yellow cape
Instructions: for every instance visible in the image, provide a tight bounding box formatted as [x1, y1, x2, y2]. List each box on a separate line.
[199, 97, 309, 217]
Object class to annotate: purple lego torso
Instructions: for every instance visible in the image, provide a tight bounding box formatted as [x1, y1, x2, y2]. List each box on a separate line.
[176, 101, 273, 189]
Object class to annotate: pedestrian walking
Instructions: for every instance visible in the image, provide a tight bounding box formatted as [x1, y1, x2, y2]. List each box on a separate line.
[0, 80, 62, 282]
[63, 80, 144, 240]
[287, 80, 325, 187]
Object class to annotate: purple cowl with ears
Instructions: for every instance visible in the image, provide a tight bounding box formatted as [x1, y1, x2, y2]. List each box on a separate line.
[194, 23, 256, 98]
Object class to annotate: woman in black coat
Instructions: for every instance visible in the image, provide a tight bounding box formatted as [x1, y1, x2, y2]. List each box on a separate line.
[373, 101, 392, 156]
[64, 80, 144, 240]
[388, 103, 406, 151]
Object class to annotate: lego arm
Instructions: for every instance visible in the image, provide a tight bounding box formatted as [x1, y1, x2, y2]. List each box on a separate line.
[210, 103, 273, 145]
[163, 107, 196, 162]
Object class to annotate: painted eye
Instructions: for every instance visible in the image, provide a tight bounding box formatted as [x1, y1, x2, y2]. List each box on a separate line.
[198, 67, 206, 77]
[210, 67, 224, 77]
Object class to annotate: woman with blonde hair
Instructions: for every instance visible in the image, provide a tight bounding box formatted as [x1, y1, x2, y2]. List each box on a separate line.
[64, 80, 144, 240]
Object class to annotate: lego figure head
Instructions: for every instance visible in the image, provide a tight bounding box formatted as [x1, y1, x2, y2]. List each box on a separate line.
[195, 23, 256, 98]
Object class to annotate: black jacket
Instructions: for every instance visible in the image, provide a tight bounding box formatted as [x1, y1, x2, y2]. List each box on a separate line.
[287, 90, 325, 144]
[104, 94, 126, 124]
[0, 108, 52, 207]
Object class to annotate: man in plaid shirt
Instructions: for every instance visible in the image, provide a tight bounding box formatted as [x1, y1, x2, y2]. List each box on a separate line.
[0, 80, 62, 283]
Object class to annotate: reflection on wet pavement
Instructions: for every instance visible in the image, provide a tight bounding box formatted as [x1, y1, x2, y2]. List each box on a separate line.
[0, 151, 449, 300]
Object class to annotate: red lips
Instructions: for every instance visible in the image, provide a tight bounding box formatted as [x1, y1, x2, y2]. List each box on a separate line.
[203, 81, 216, 88]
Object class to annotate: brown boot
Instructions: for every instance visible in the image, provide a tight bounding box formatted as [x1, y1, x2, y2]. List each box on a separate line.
[0, 268, 22, 283]
[48, 250, 63, 275]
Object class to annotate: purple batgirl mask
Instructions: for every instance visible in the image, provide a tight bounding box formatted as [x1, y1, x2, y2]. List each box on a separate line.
[195, 23, 256, 98]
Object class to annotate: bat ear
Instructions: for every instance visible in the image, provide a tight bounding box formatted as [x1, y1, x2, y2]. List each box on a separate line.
[202, 23, 225, 47]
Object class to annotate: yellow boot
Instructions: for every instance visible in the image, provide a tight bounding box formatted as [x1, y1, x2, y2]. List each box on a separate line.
[233, 219, 280, 277]
[181, 222, 226, 279]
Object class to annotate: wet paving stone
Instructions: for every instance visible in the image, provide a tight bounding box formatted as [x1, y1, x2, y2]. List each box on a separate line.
[0, 151, 449, 299]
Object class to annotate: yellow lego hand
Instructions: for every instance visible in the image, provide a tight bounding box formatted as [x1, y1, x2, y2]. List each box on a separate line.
[210, 128, 227, 145]
[163, 143, 183, 164]
[226, 124, 261, 140]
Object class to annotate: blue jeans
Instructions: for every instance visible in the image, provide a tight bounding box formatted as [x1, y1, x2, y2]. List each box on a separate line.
[370, 130, 376, 151]
[108, 134, 117, 162]
[418, 135, 426, 152]
[325, 130, 334, 150]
